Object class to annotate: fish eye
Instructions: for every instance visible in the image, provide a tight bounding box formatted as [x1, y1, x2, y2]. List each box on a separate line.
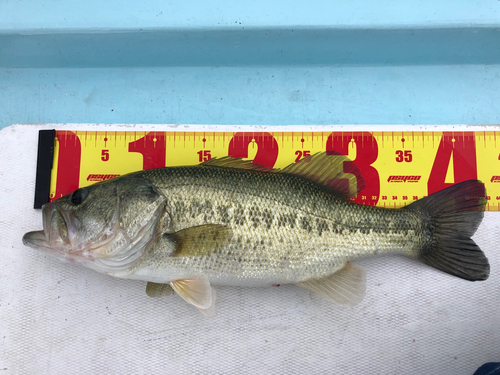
[70, 188, 88, 205]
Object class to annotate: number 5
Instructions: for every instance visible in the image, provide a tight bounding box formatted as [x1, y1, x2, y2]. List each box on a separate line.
[101, 149, 109, 162]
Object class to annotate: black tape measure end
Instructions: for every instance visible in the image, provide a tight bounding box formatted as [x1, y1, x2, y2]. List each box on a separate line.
[34, 129, 55, 209]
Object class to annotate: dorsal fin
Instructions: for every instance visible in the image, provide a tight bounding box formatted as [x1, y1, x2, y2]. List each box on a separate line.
[201, 152, 364, 199]
[281, 151, 365, 199]
[200, 156, 277, 172]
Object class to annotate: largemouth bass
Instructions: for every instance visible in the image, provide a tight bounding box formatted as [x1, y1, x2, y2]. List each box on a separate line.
[23, 152, 489, 315]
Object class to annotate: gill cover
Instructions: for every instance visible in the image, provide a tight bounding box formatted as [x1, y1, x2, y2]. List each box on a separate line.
[116, 177, 167, 241]
[88, 177, 167, 273]
[24, 176, 166, 274]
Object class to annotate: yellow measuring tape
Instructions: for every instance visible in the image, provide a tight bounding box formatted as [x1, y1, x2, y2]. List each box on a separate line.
[49, 130, 500, 211]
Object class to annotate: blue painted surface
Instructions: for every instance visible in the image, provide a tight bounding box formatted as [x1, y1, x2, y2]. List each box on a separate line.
[1, 0, 499, 30]
[1, 66, 499, 127]
[2, 28, 500, 68]
[0, 1, 499, 129]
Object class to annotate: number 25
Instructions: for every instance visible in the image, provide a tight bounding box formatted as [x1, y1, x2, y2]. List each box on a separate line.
[295, 150, 311, 162]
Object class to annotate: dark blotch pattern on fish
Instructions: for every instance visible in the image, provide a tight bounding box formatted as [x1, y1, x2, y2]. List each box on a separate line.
[316, 219, 329, 237]
[234, 205, 245, 226]
[216, 205, 230, 224]
[173, 201, 187, 216]
[300, 217, 312, 233]
[248, 205, 261, 228]
[279, 213, 297, 229]
[189, 200, 201, 219]
[331, 223, 341, 234]
[262, 209, 274, 229]
[202, 201, 213, 220]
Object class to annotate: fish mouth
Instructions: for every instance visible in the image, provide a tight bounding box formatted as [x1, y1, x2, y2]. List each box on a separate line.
[22, 229, 49, 249]
[23, 202, 70, 253]
[22, 202, 135, 262]
[23, 200, 162, 274]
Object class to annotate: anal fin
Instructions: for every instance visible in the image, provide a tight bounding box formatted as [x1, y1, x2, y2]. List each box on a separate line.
[298, 263, 366, 307]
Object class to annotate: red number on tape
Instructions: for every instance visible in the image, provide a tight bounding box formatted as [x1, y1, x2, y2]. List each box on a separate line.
[326, 132, 380, 205]
[101, 149, 109, 162]
[53, 131, 81, 200]
[428, 132, 477, 195]
[228, 132, 278, 168]
[128, 132, 166, 170]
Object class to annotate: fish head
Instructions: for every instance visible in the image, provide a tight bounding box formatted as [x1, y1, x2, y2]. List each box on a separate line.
[23, 177, 166, 272]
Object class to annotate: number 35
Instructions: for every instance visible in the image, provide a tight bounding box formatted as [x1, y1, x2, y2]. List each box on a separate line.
[395, 150, 412, 163]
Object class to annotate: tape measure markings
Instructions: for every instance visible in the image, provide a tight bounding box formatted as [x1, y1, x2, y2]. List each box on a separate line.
[37, 130, 500, 211]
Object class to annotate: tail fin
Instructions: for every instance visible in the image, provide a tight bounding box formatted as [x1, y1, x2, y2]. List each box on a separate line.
[405, 180, 489, 281]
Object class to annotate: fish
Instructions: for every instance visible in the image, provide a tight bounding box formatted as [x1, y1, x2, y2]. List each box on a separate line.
[23, 152, 490, 315]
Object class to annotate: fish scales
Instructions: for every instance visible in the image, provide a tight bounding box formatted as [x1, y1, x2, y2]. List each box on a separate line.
[128, 166, 425, 286]
[23, 152, 489, 314]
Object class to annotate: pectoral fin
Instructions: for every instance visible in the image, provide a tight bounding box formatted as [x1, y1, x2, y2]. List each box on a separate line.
[169, 224, 232, 257]
[145, 282, 174, 297]
[149, 224, 232, 258]
[170, 277, 215, 311]
[298, 263, 366, 307]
